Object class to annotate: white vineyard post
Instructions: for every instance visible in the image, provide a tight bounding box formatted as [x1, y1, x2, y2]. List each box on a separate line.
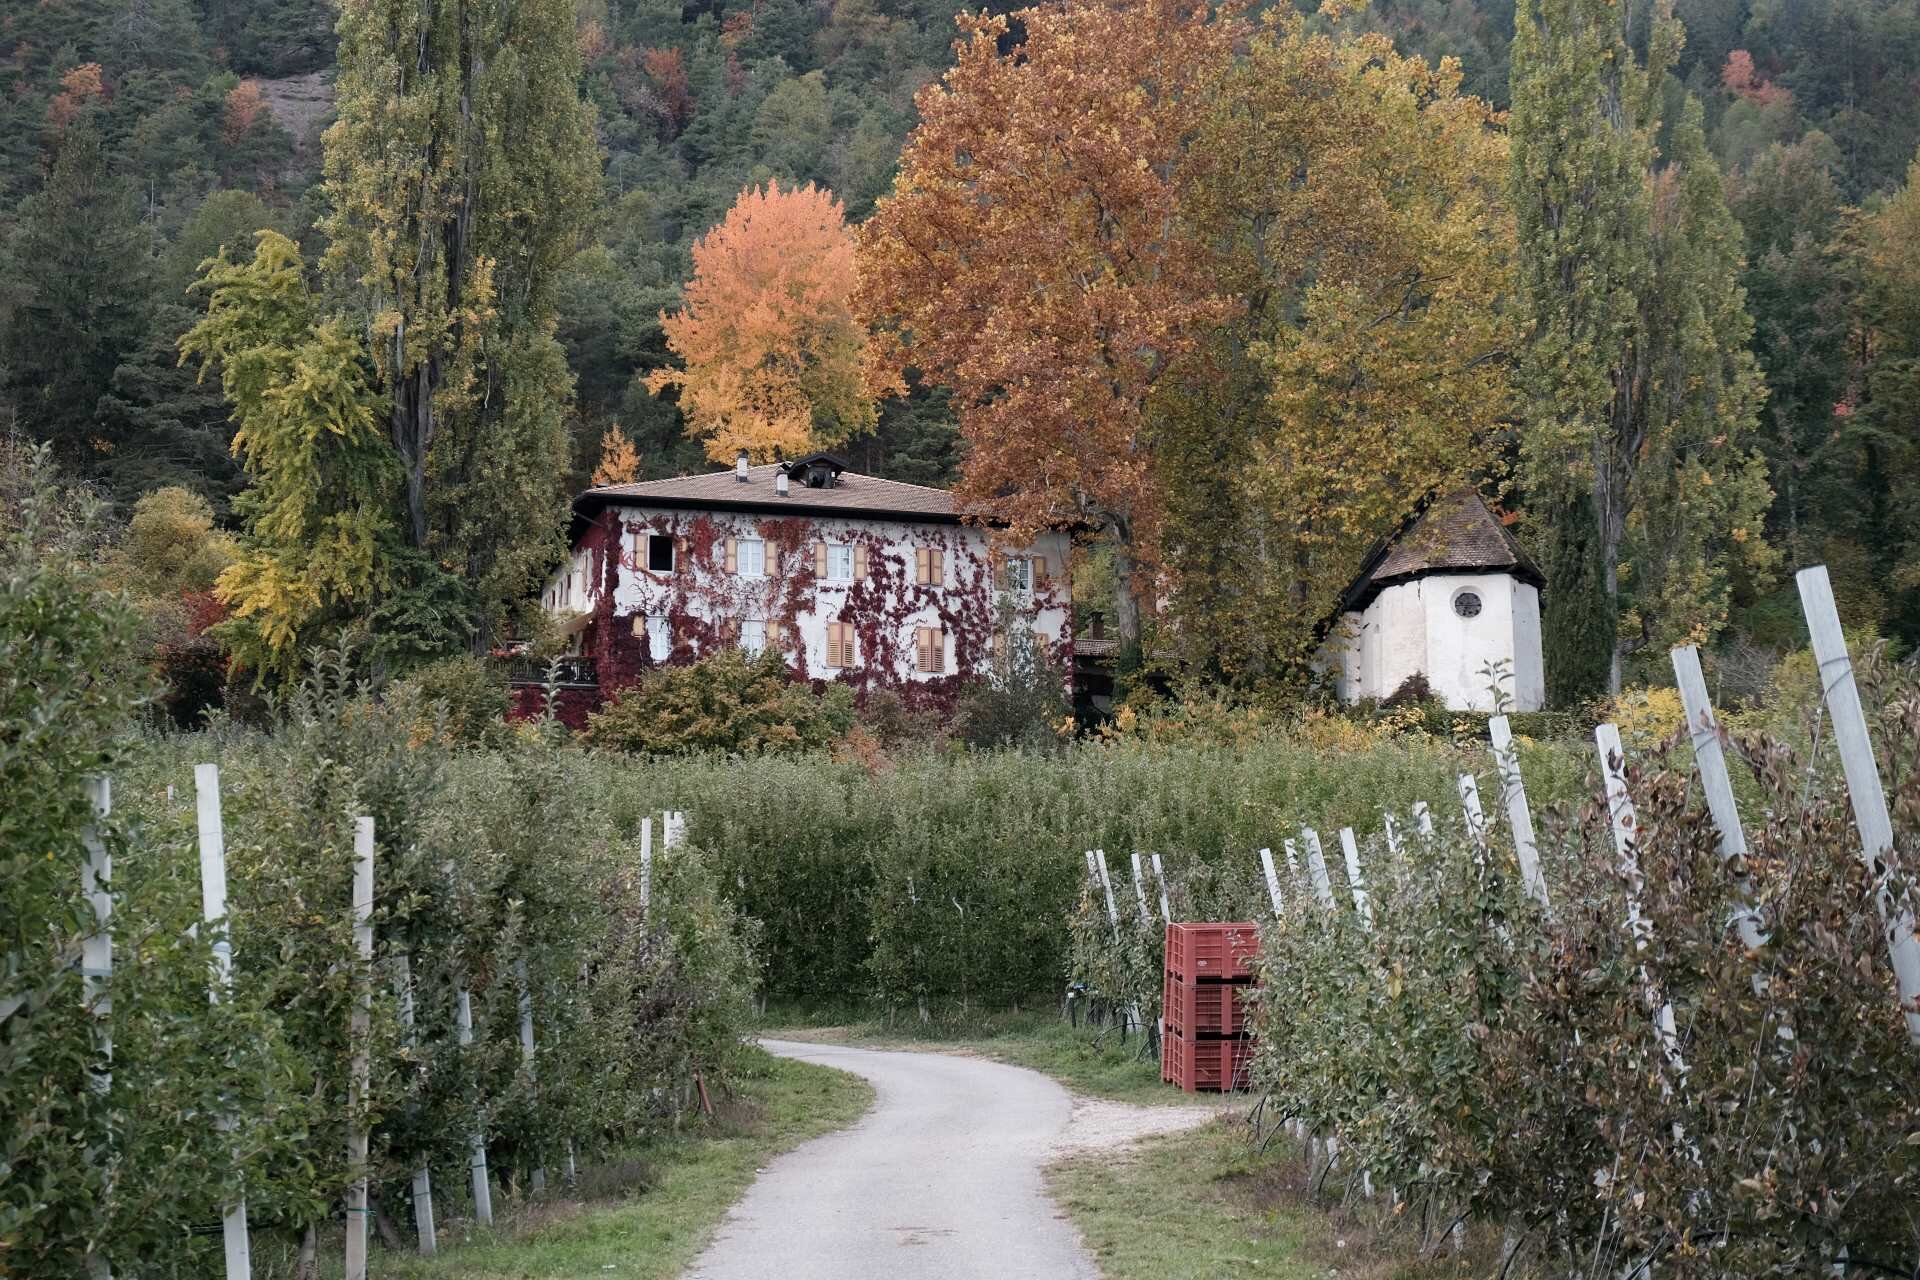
[1093, 850, 1121, 939]
[516, 958, 546, 1193]
[1149, 853, 1172, 923]
[1338, 829, 1372, 930]
[1670, 645, 1767, 955]
[1382, 812, 1401, 857]
[1796, 566, 1920, 1045]
[194, 764, 252, 1280]
[1488, 716, 1550, 910]
[1595, 725, 1687, 1080]
[1300, 829, 1336, 910]
[1129, 853, 1153, 924]
[81, 776, 112, 1280]
[1413, 801, 1434, 840]
[1258, 848, 1284, 917]
[393, 953, 436, 1256]
[344, 819, 375, 1280]
[1456, 774, 1491, 859]
[455, 983, 494, 1224]
[1093, 851, 1137, 1035]
[639, 818, 653, 912]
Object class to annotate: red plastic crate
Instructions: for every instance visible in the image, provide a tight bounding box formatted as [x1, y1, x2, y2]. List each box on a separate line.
[1164, 921, 1260, 983]
[1163, 1030, 1254, 1093]
[1163, 971, 1251, 1039]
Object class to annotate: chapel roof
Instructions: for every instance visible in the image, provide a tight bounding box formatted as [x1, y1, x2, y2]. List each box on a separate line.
[1338, 489, 1545, 614]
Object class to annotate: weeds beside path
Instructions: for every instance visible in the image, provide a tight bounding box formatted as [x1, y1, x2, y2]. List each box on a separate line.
[373, 1047, 872, 1280]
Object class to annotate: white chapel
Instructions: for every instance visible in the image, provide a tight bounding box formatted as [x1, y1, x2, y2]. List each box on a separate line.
[1327, 490, 1547, 712]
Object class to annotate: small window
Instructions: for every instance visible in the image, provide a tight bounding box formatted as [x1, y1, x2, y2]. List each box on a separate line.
[647, 534, 676, 573]
[1452, 589, 1483, 619]
[826, 621, 856, 669]
[1003, 556, 1032, 593]
[916, 626, 946, 675]
[738, 538, 766, 576]
[826, 545, 854, 581]
[740, 618, 766, 656]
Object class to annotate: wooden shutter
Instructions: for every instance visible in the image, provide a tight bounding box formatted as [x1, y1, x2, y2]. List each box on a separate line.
[814, 542, 828, 579]
[724, 538, 738, 573]
[1032, 555, 1049, 588]
[931, 548, 944, 585]
[766, 619, 783, 648]
[853, 546, 868, 581]
[674, 536, 685, 574]
[991, 630, 1005, 668]
[914, 547, 929, 585]
[917, 627, 945, 675]
[828, 621, 855, 669]
[769, 545, 781, 576]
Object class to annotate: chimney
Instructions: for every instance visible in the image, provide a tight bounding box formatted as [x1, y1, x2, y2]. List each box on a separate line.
[775, 469, 790, 497]
[735, 449, 750, 483]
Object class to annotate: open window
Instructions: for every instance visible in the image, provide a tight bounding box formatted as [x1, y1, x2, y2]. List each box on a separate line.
[647, 534, 676, 573]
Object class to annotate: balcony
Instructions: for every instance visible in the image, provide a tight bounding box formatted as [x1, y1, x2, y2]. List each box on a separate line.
[498, 654, 599, 687]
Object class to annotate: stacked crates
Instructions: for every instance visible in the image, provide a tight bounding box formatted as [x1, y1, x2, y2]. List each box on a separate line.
[1162, 921, 1258, 1092]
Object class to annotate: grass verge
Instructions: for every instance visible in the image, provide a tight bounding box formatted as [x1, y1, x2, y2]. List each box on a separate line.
[1049, 1117, 1494, 1280]
[764, 1005, 1178, 1104]
[367, 1046, 871, 1279]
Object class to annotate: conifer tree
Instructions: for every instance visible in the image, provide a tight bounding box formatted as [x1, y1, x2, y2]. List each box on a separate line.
[2, 117, 149, 468]
[1510, 0, 1772, 701]
[322, 0, 599, 648]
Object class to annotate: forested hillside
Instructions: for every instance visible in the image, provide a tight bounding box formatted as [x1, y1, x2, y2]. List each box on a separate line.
[3, 0, 1919, 682]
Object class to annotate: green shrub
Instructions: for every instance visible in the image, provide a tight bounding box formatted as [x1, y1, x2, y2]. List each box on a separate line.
[585, 649, 856, 755]
[393, 652, 512, 746]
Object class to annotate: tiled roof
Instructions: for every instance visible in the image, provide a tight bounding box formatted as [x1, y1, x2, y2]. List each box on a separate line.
[576, 463, 959, 524]
[1340, 489, 1544, 612]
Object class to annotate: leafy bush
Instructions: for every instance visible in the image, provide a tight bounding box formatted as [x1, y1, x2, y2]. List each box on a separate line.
[585, 648, 856, 755]
[393, 652, 513, 746]
[954, 623, 1069, 749]
[1243, 663, 1920, 1277]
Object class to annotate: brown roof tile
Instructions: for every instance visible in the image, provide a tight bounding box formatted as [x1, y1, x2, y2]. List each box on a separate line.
[577, 462, 960, 524]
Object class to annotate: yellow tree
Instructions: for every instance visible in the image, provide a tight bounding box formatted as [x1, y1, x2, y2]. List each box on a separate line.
[1159, 12, 1518, 683]
[648, 181, 898, 463]
[592, 423, 641, 485]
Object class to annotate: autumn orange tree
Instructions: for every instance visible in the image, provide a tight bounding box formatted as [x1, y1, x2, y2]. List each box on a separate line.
[649, 181, 898, 463]
[861, 0, 1515, 681]
[859, 0, 1242, 648]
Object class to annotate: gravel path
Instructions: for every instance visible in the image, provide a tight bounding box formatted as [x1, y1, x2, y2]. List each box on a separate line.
[685, 1039, 1213, 1279]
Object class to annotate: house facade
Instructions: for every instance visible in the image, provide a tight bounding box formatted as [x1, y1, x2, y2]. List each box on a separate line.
[1326, 490, 1547, 712]
[532, 453, 1072, 714]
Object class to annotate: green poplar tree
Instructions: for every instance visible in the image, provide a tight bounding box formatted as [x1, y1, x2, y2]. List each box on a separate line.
[322, 0, 600, 650]
[1510, 0, 1773, 702]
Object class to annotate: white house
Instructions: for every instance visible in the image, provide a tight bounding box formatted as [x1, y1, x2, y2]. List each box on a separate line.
[1327, 490, 1546, 712]
[535, 452, 1073, 701]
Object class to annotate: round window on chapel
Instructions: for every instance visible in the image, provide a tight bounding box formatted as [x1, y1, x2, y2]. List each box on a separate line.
[1452, 589, 1483, 619]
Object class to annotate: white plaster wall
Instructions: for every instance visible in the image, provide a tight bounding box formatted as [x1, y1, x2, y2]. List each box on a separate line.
[544, 504, 1071, 684]
[1330, 570, 1544, 712]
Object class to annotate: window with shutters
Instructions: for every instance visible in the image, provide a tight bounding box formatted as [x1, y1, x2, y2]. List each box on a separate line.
[914, 546, 945, 586]
[915, 626, 946, 675]
[738, 538, 766, 576]
[1002, 556, 1032, 593]
[643, 614, 671, 655]
[740, 618, 766, 656]
[825, 544, 854, 581]
[647, 534, 675, 572]
[825, 621, 856, 669]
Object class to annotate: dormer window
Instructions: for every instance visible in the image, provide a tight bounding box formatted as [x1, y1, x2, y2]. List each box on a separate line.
[784, 452, 848, 491]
